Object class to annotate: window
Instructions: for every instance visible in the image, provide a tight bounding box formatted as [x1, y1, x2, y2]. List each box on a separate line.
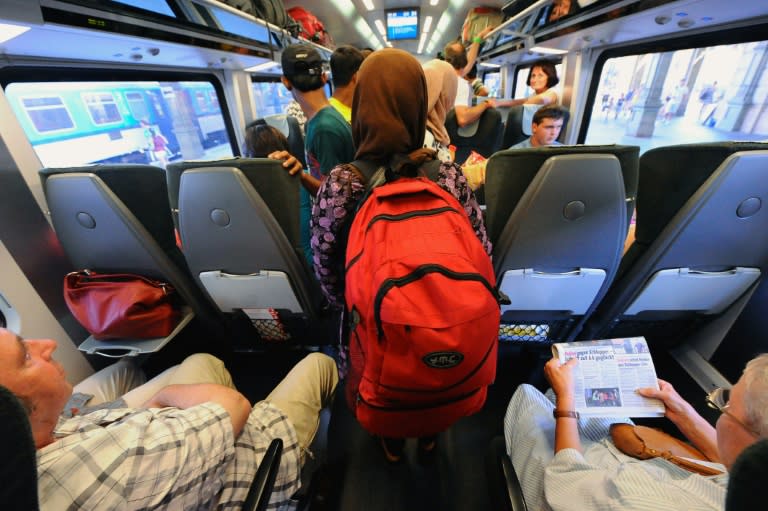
[125, 91, 150, 122]
[483, 71, 502, 98]
[20, 96, 75, 133]
[208, 5, 270, 43]
[109, 0, 176, 17]
[82, 92, 122, 125]
[251, 81, 294, 118]
[584, 41, 768, 154]
[5, 80, 234, 168]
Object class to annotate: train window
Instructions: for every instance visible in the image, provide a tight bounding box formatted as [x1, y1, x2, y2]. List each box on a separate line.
[584, 41, 768, 153]
[251, 80, 294, 118]
[82, 92, 123, 125]
[110, 0, 176, 18]
[125, 91, 150, 121]
[20, 96, 75, 134]
[5, 80, 234, 168]
[483, 71, 502, 97]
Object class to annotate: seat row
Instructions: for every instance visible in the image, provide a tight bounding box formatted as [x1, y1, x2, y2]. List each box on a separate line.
[38, 140, 768, 356]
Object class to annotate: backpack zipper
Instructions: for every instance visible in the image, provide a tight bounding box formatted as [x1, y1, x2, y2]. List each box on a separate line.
[373, 264, 496, 338]
[346, 206, 462, 271]
[357, 387, 482, 412]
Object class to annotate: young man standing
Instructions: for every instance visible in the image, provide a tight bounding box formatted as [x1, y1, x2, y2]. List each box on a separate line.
[279, 43, 354, 196]
[276, 44, 355, 264]
[328, 45, 365, 124]
[511, 105, 568, 148]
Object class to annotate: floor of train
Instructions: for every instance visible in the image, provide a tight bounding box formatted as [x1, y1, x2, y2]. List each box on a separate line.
[224, 342, 720, 511]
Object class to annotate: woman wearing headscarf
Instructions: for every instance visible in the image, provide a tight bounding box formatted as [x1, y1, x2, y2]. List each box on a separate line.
[422, 58, 458, 162]
[309, 48, 491, 461]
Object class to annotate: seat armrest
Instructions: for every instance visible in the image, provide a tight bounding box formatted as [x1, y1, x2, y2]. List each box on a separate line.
[243, 438, 283, 511]
[486, 436, 528, 511]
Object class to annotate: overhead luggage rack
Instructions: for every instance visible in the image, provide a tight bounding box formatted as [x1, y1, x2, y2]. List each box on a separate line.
[3, 0, 331, 69]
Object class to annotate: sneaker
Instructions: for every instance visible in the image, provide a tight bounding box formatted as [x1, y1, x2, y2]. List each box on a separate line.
[380, 437, 406, 463]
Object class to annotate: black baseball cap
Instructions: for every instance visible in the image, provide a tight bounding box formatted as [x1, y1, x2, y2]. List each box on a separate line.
[281, 44, 325, 78]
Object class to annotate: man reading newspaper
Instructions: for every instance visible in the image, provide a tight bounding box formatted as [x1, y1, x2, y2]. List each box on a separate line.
[503, 337, 768, 511]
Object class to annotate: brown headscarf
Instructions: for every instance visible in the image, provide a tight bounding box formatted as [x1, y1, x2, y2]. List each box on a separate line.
[352, 48, 428, 165]
[422, 58, 457, 146]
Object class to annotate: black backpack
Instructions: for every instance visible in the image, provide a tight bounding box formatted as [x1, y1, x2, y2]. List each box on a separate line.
[222, 0, 299, 35]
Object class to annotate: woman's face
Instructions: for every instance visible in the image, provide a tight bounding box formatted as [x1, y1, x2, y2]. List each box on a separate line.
[530, 66, 550, 94]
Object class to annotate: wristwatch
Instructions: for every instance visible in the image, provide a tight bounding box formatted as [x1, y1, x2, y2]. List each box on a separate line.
[553, 409, 580, 419]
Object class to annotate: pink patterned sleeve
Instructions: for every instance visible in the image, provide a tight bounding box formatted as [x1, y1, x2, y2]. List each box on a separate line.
[437, 162, 493, 256]
[310, 164, 366, 308]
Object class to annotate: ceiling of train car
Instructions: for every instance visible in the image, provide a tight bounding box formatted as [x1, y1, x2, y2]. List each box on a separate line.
[283, 0, 506, 60]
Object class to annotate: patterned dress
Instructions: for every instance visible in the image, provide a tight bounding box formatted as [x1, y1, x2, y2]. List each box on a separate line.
[309, 160, 492, 377]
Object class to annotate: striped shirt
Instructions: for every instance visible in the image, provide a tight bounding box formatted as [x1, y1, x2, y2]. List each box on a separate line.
[504, 384, 728, 511]
[38, 401, 300, 510]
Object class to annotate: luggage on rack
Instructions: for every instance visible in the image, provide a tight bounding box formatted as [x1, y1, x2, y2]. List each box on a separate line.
[287, 6, 333, 47]
[221, 0, 299, 35]
[461, 7, 504, 44]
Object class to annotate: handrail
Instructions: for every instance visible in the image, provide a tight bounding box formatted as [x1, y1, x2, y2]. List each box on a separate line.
[485, 0, 553, 40]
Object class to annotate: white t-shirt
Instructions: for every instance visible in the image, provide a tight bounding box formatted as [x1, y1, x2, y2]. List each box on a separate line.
[454, 78, 471, 108]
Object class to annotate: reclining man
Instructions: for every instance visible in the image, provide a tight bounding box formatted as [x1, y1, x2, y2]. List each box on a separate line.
[505, 353, 768, 510]
[0, 327, 338, 509]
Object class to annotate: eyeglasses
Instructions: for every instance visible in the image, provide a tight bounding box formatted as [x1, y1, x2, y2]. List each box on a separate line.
[705, 387, 760, 437]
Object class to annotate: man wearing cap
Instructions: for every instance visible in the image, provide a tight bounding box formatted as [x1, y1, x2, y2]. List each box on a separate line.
[278, 43, 354, 196]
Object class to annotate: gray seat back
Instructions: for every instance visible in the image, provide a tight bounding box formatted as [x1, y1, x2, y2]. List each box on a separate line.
[486, 144, 639, 245]
[39, 165, 221, 330]
[178, 161, 319, 321]
[501, 105, 527, 149]
[488, 152, 627, 341]
[584, 144, 768, 344]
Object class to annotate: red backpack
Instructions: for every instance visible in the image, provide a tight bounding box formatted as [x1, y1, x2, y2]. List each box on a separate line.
[287, 7, 332, 47]
[344, 168, 500, 438]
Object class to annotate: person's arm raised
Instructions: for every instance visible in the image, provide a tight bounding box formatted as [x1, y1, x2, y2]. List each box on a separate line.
[142, 383, 251, 438]
[462, 26, 495, 77]
[544, 357, 582, 454]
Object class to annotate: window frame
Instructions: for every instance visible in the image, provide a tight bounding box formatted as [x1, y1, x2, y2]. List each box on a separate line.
[18, 94, 77, 135]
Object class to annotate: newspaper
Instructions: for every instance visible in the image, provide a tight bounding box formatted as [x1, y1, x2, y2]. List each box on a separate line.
[551, 336, 665, 418]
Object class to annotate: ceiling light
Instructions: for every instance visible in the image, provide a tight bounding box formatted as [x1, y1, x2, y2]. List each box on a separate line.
[430, 0, 439, 5]
[417, 32, 428, 54]
[529, 46, 568, 55]
[245, 61, 280, 72]
[423, 15, 433, 33]
[478, 62, 501, 68]
[0, 23, 30, 44]
[374, 19, 386, 36]
[362, 0, 375, 11]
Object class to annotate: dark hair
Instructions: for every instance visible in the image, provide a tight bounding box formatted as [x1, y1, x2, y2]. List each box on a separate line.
[331, 45, 364, 88]
[287, 72, 325, 93]
[526, 60, 560, 89]
[359, 47, 374, 58]
[532, 105, 569, 125]
[443, 41, 467, 72]
[244, 123, 289, 158]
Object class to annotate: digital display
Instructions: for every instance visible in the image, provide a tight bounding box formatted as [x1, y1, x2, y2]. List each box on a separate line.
[386, 9, 419, 41]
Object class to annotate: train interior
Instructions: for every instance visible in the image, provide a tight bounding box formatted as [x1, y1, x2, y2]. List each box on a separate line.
[1, 0, 768, 509]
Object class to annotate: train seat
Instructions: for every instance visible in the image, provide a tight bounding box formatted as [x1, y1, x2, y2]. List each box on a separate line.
[500, 104, 546, 149]
[485, 149, 629, 342]
[175, 158, 328, 348]
[39, 164, 226, 351]
[581, 142, 768, 345]
[445, 106, 504, 165]
[262, 114, 307, 168]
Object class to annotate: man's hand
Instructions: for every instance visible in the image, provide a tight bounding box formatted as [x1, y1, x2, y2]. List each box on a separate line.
[544, 357, 578, 407]
[477, 26, 495, 40]
[268, 150, 303, 176]
[637, 378, 693, 424]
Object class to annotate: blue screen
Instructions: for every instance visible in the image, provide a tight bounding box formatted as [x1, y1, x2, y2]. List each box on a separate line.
[386, 9, 419, 41]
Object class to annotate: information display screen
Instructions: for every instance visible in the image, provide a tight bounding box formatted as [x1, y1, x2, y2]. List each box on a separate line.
[386, 9, 419, 40]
